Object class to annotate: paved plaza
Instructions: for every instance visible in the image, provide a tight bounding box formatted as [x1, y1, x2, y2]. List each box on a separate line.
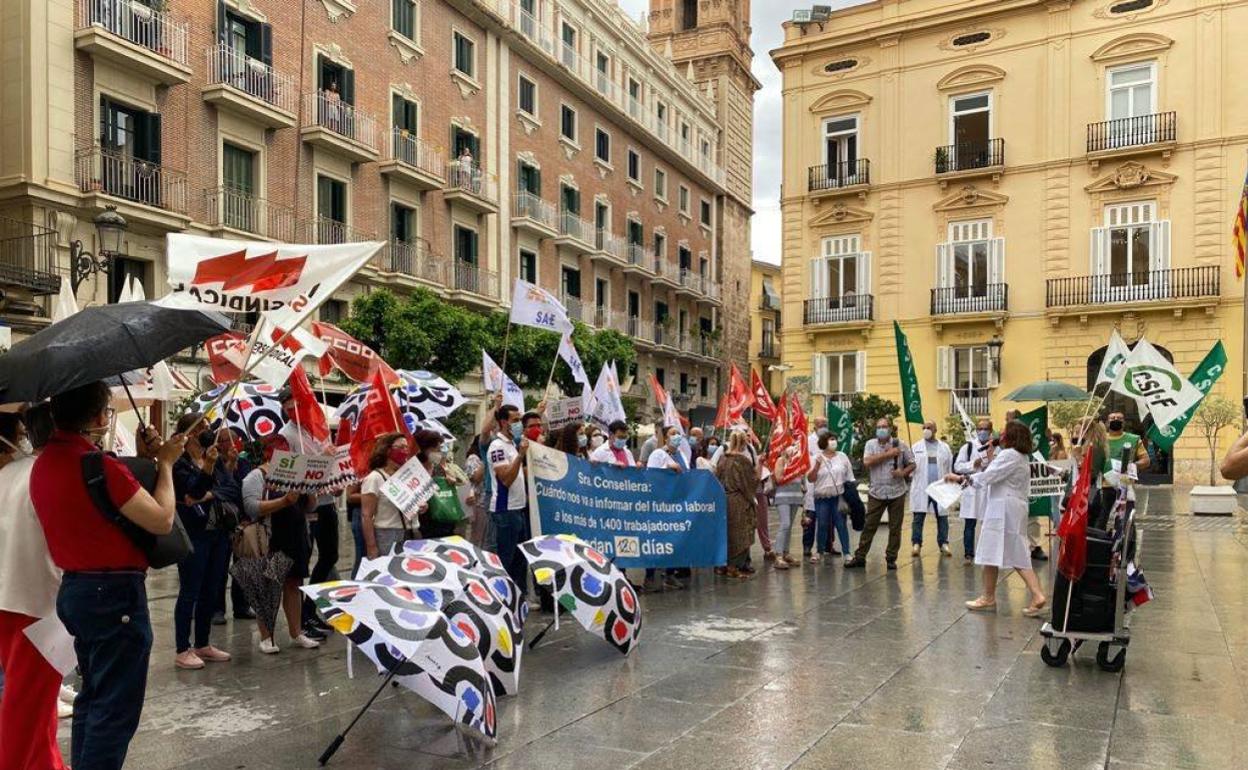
[83, 488, 1248, 770]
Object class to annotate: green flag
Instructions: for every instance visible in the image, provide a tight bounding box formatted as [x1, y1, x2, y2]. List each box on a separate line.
[1146, 341, 1227, 452]
[826, 400, 856, 456]
[1018, 405, 1051, 519]
[893, 321, 923, 424]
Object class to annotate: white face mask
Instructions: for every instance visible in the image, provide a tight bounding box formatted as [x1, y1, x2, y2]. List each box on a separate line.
[590, 435, 605, 448]
[428, 451, 444, 466]
[923, 429, 934, 441]
[827, 440, 838, 452]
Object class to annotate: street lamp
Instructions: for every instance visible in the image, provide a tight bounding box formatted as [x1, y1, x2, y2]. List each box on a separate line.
[69, 205, 128, 296]
[986, 334, 1005, 381]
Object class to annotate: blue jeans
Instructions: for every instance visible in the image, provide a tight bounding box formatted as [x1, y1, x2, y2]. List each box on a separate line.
[57, 572, 152, 770]
[815, 496, 851, 555]
[911, 498, 949, 546]
[175, 528, 229, 652]
[492, 507, 530, 598]
[349, 506, 365, 578]
[963, 518, 978, 559]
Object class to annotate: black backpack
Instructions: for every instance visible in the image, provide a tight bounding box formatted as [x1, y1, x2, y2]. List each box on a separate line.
[82, 452, 192, 569]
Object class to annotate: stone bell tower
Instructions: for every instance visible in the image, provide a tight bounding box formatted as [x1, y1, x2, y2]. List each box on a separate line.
[648, 0, 758, 375]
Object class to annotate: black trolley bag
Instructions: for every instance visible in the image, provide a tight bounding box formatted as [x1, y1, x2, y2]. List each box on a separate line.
[1049, 526, 1115, 634]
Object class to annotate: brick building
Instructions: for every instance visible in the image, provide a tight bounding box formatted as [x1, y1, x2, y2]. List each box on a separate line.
[0, 0, 754, 418]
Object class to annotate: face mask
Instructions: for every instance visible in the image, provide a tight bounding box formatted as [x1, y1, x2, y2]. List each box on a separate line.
[977, 430, 991, 444]
[525, 426, 543, 442]
[876, 428, 890, 441]
[590, 435, 605, 449]
[17, 438, 33, 455]
[1108, 419, 1124, 432]
[577, 434, 588, 448]
[670, 435, 685, 448]
[612, 437, 628, 450]
[826, 440, 838, 453]
[923, 429, 934, 441]
[427, 451, 444, 466]
[388, 447, 410, 466]
[816, 428, 830, 439]
[690, 436, 699, 447]
[510, 422, 523, 441]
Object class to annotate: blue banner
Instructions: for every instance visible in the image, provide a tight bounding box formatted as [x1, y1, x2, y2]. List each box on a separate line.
[526, 443, 727, 568]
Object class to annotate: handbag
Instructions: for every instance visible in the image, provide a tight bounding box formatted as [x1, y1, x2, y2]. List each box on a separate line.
[232, 520, 270, 560]
[82, 452, 192, 569]
[426, 477, 466, 524]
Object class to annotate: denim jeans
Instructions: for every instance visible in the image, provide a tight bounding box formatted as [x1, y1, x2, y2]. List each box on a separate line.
[910, 498, 949, 546]
[962, 518, 978, 559]
[304, 504, 340, 621]
[815, 496, 851, 555]
[348, 506, 365, 578]
[492, 507, 530, 598]
[57, 572, 152, 770]
[175, 528, 229, 652]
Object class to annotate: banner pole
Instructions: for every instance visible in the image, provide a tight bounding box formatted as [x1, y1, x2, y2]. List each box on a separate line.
[543, 347, 560, 401]
[499, 322, 513, 378]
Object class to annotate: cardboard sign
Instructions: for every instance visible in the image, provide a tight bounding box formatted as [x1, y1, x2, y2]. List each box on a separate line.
[381, 456, 436, 516]
[545, 396, 585, 430]
[267, 448, 356, 494]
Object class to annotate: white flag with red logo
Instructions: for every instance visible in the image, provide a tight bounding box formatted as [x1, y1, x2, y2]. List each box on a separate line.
[222, 318, 328, 389]
[509, 279, 574, 335]
[311, 321, 397, 384]
[158, 234, 382, 329]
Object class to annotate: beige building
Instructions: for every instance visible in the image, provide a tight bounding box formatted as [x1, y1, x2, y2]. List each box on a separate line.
[771, 0, 1247, 482]
[749, 259, 782, 394]
[0, 0, 754, 420]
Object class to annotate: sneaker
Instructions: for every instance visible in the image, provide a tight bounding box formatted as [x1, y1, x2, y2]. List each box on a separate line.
[305, 617, 332, 633]
[211, 611, 226, 626]
[194, 645, 232, 662]
[59, 684, 77, 704]
[763, 551, 777, 562]
[911, 544, 921, 557]
[940, 544, 953, 557]
[774, 558, 790, 570]
[809, 553, 822, 564]
[302, 626, 328, 641]
[292, 634, 322, 649]
[783, 555, 802, 568]
[844, 558, 866, 569]
[1031, 547, 1049, 562]
[259, 638, 280, 655]
[886, 561, 898, 571]
[842, 557, 855, 567]
[57, 700, 73, 719]
[175, 650, 205, 670]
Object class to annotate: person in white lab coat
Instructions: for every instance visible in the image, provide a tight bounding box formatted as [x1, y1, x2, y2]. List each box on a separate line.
[954, 418, 996, 564]
[947, 421, 1047, 616]
[909, 420, 953, 557]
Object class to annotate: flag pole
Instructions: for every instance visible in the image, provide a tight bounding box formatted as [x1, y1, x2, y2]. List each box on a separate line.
[499, 322, 513, 377]
[542, 348, 560, 401]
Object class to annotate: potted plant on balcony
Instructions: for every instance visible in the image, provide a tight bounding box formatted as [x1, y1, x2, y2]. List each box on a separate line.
[1188, 395, 1240, 516]
[934, 146, 949, 173]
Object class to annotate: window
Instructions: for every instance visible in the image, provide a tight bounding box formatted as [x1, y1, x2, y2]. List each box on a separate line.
[937, 345, 997, 415]
[679, 372, 689, 395]
[594, 201, 609, 235]
[453, 31, 475, 78]
[822, 115, 859, 182]
[1091, 201, 1170, 300]
[595, 128, 611, 163]
[1110, 0, 1153, 12]
[824, 58, 858, 74]
[812, 352, 864, 397]
[678, 245, 692, 271]
[560, 22, 577, 68]
[700, 138, 710, 162]
[627, 219, 643, 247]
[595, 51, 611, 95]
[320, 299, 347, 324]
[519, 248, 537, 283]
[392, 0, 417, 41]
[390, 202, 415, 243]
[561, 265, 581, 300]
[454, 225, 478, 265]
[596, 278, 608, 310]
[628, 290, 640, 319]
[936, 220, 1004, 308]
[678, 185, 690, 215]
[653, 232, 666, 259]
[221, 143, 256, 230]
[700, 199, 711, 227]
[317, 55, 354, 105]
[627, 78, 642, 115]
[699, 254, 709, 279]
[108, 257, 148, 305]
[451, 126, 480, 162]
[392, 94, 420, 163]
[655, 367, 665, 387]
[517, 161, 540, 195]
[680, 0, 697, 30]
[518, 0, 538, 36]
[679, 121, 691, 151]
[654, 168, 667, 199]
[809, 235, 871, 322]
[518, 74, 537, 116]
[560, 104, 577, 142]
[627, 149, 640, 182]
[951, 31, 992, 47]
[99, 96, 162, 203]
[700, 376, 709, 398]
[950, 92, 991, 149]
[317, 175, 347, 224]
[761, 318, 776, 357]
[656, 101, 668, 128]
[1107, 62, 1155, 121]
[219, 6, 271, 65]
[560, 183, 580, 215]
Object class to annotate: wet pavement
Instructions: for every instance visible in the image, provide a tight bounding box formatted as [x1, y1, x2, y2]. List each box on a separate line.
[67, 487, 1248, 769]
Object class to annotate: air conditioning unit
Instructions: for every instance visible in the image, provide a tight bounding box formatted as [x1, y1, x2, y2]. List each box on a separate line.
[812, 5, 832, 18]
[792, 10, 812, 22]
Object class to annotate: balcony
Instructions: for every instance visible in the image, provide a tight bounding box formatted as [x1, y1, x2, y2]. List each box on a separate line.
[592, 307, 628, 333]
[449, 261, 499, 305]
[511, 5, 553, 54]
[595, 229, 627, 265]
[653, 324, 678, 350]
[371, 238, 447, 287]
[75, 147, 189, 229]
[554, 211, 594, 251]
[803, 295, 874, 326]
[444, 161, 499, 214]
[653, 257, 680, 288]
[930, 284, 1009, 316]
[203, 187, 297, 242]
[808, 159, 870, 196]
[379, 130, 446, 191]
[627, 316, 654, 347]
[75, 0, 191, 84]
[300, 216, 375, 245]
[202, 44, 297, 128]
[1087, 112, 1177, 160]
[1045, 266, 1219, 314]
[511, 191, 557, 238]
[934, 138, 1004, 179]
[759, 334, 778, 360]
[0, 218, 61, 303]
[950, 389, 991, 418]
[623, 243, 651, 275]
[676, 268, 703, 297]
[561, 293, 586, 322]
[300, 91, 379, 163]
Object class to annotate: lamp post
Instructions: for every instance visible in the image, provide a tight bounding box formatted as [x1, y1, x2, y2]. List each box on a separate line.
[69, 205, 128, 297]
[986, 333, 1005, 383]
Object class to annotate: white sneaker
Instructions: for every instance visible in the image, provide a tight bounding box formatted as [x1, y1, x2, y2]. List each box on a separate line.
[59, 684, 77, 704]
[911, 544, 921, 557]
[259, 638, 281, 654]
[292, 633, 321, 649]
[940, 544, 953, 557]
[57, 700, 73, 719]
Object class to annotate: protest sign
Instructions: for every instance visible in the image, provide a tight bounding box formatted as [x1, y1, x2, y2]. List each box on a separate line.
[381, 456, 436, 516]
[546, 397, 585, 430]
[526, 442, 727, 568]
[266, 448, 356, 494]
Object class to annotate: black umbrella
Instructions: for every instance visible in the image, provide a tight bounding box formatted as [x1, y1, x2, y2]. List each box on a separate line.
[0, 301, 231, 403]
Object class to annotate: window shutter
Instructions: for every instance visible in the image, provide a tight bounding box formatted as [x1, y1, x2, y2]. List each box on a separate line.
[811, 354, 827, 394]
[1090, 227, 1108, 275]
[342, 68, 355, 105]
[936, 346, 952, 390]
[855, 351, 866, 393]
[260, 23, 273, 66]
[1151, 220, 1170, 272]
[145, 113, 162, 166]
[217, 1, 228, 44]
[809, 257, 827, 298]
[936, 243, 951, 288]
[989, 237, 1004, 286]
[857, 251, 872, 296]
[534, 167, 542, 196]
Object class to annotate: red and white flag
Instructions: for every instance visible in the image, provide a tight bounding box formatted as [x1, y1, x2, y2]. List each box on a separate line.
[311, 321, 397, 384]
[205, 332, 248, 385]
[777, 398, 811, 485]
[348, 367, 409, 477]
[223, 319, 328, 389]
[727, 363, 754, 421]
[750, 369, 778, 421]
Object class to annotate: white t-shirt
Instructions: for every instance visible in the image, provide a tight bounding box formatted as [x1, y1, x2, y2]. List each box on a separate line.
[0, 456, 61, 619]
[810, 452, 853, 498]
[590, 443, 635, 466]
[647, 446, 687, 471]
[361, 468, 407, 530]
[488, 437, 526, 512]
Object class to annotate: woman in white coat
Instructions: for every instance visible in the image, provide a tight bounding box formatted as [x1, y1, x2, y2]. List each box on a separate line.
[947, 421, 1047, 616]
[954, 419, 995, 564]
[909, 421, 953, 557]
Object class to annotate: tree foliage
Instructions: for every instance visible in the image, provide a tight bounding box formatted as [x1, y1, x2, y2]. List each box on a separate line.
[943, 414, 967, 449]
[1048, 398, 1100, 436]
[1192, 396, 1240, 485]
[847, 393, 900, 459]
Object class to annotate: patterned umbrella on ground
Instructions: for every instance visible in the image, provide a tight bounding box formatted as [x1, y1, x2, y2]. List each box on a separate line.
[334, 370, 466, 435]
[229, 551, 292, 637]
[400, 537, 526, 631]
[357, 542, 524, 696]
[302, 580, 497, 742]
[518, 534, 641, 655]
[193, 381, 287, 440]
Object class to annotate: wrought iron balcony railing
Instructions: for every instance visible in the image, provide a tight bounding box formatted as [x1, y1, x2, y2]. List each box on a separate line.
[930, 283, 1008, 315]
[77, 0, 189, 66]
[808, 159, 870, 192]
[803, 294, 874, 325]
[204, 186, 296, 241]
[1045, 266, 1218, 307]
[935, 138, 1004, 174]
[205, 44, 296, 114]
[1087, 112, 1177, 153]
[75, 147, 187, 213]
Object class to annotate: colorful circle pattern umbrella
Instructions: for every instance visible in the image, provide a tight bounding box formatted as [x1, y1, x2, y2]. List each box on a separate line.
[193, 381, 287, 440]
[335, 370, 466, 434]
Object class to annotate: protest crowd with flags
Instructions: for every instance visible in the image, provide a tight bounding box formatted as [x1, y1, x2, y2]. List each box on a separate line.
[0, 225, 1232, 766]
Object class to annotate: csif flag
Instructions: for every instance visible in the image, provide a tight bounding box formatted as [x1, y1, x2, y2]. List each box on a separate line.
[893, 321, 923, 424]
[1095, 329, 1132, 390]
[1146, 341, 1227, 452]
[1109, 338, 1204, 429]
[750, 369, 778, 421]
[159, 234, 382, 330]
[825, 399, 856, 457]
[205, 332, 248, 384]
[509, 279, 574, 335]
[348, 367, 410, 477]
[223, 318, 328, 389]
[765, 393, 792, 470]
[1057, 448, 1094, 583]
[285, 366, 330, 446]
[311, 321, 397, 384]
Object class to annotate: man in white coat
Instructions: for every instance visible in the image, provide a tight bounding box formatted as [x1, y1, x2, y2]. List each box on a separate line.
[910, 420, 953, 557]
[955, 418, 996, 564]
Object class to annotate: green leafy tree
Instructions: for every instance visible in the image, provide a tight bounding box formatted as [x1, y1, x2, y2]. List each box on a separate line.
[1048, 398, 1100, 437]
[847, 393, 900, 460]
[480, 315, 635, 396]
[1192, 396, 1240, 485]
[342, 289, 487, 384]
[943, 414, 967, 449]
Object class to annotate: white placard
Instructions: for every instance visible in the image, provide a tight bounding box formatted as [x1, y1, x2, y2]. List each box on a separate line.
[24, 615, 77, 676]
[267, 448, 355, 494]
[381, 456, 436, 515]
[925, 480, 964, 511]
[545, 396, 584, 430]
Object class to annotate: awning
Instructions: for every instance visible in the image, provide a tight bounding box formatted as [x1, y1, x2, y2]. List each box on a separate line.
[762, 279, 780, 308]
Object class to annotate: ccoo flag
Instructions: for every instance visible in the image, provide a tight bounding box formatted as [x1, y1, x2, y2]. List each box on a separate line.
[893, 321, 923, 424]
[1146, 341, 1227, 452]
[1110, 338, 1204, 429]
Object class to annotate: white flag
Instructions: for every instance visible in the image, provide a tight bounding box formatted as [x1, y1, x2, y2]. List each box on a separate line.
[951, 390, 979, 452]
[52, 277, 78, 323]
[557, 334, 591, 388]
[158, 234, 382, 330]
[116, 277, 175, 403]
[482, 350, 524, 411]
[1109, 338, 1204, 429]
[661, 387, 684, 434]
[225, 318, 328, 389]
[1096, 329, 1132, 389]
[588, 362, 626, 427]
[509, 279, 573, 335]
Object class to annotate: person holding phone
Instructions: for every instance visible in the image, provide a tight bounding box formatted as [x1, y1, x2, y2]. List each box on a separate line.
[846, 418, 916, 570]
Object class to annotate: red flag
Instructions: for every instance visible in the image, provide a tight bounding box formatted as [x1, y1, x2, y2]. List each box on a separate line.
[348, 368, 407, 477]
[311, 321, 397, 384]
[287, 367, 330, 444]
[727, 363, 754, 420]
[778, 398, 812, 484]
[713, 392, 731, 429]
[749, 369, 777, 420]
[648, 373, 668, 406]
[1057, 449, 1094, 582]
[205, 332, 247, 384]
[764, 393, 790, 469]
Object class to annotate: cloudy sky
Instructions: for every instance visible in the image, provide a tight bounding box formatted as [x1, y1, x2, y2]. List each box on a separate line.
[618, 0, 864, 263]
